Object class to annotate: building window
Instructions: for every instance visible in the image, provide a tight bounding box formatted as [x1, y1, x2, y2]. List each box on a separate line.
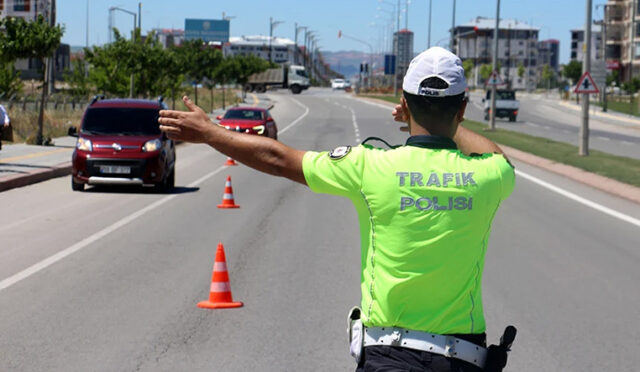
[571, 51, 577, 59]
[635, 43, 640, 58]
[0, 0, 4, 11]
[13, 0, 30, 11]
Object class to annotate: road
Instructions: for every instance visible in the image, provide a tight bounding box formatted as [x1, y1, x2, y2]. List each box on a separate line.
[467, 91, 640, 160]
[1, 88, 639, 371]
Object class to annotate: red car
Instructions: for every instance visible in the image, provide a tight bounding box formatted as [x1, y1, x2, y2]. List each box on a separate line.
[216, 107, 278, 140]
[68, 97, 176, 192]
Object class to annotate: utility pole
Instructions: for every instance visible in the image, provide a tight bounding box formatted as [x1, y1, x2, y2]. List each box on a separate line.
[138, 2, 141, 30]
[394, 0, 400, 96]
[489, 0, 501, 130]
[450, 0, 456, 53]
[427, 0, 432, 48]
[580, 0, 593, 156]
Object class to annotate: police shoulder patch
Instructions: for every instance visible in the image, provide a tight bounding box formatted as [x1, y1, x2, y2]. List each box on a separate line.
[329, 145, 352, 160]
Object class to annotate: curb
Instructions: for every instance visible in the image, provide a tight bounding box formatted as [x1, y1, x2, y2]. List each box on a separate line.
[501, 146, 640, 204]
[556, 99, 640, 126]
[355, 95, 640, 204]
[0, 162, 71, 193]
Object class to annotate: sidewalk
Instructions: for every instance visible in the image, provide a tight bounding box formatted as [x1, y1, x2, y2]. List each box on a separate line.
[0, 93, 272, 193]
[0, 136, 76, 192]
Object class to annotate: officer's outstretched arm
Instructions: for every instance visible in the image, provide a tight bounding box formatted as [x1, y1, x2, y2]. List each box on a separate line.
[159, 96, 308, 185]
[453, 124, 507, 158]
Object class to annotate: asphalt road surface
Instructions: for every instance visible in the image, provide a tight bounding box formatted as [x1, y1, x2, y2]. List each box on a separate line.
[1, 88, 639, 371]
[467, 91, 640, 160]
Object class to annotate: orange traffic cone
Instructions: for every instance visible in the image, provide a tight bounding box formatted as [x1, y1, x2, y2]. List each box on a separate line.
[217, 176, 240, 208]
[198, 243, 243, 309]
[224, 157, 238, 166]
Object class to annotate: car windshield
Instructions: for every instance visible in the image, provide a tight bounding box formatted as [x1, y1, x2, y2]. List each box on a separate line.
[224, 110, 263, 120]
[334, 79, 345, 83]
[82, 107, 160, 135]
[295, 69, 308, 78]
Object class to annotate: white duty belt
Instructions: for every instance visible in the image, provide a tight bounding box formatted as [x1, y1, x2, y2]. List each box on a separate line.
[363, 326, 488, 369]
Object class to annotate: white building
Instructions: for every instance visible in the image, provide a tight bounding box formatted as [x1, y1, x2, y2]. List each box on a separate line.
[223, 35, 296, 65]
[570, 25, 603, 62]
[0, 0, 69, 81]
[455, 17, 539, 90]
[0, 0, 50, 19]
[152, 28, 185, 48]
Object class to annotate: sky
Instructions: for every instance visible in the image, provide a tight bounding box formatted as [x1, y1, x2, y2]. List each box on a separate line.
[57, 0, 607, 64]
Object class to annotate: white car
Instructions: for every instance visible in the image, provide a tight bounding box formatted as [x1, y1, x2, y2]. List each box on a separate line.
[331, 79, 348, 90]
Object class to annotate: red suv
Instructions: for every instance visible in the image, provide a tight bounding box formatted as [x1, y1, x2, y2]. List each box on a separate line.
[69, 97, 176, 192]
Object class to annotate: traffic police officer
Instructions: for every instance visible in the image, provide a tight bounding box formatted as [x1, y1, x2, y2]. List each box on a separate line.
[158, 46, 515, 372]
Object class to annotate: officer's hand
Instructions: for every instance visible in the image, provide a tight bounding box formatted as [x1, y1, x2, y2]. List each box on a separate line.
[392, 104, 409, 123]
[159, 96, 212, 143]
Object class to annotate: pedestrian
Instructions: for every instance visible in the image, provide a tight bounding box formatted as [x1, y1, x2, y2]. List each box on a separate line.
[158, 46, 515, 372]
[0, 104, 11, 151]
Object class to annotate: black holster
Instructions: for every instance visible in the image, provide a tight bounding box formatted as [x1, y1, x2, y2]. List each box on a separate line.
[483, 326, 516, 372]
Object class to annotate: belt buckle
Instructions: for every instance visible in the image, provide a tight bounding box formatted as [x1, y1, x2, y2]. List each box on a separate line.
[444, 335, 456, 357]
[390, 329, 402, 346]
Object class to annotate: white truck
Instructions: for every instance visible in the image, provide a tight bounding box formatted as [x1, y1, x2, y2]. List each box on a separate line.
[483, 89, 520, 122]
[244, 65, 310, 94]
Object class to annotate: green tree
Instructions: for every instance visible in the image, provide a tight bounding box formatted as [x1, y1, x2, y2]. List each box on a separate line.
[174, 40, 223, 105]
[84, 30, 134, 97]
[606, 70, 619, 88]
[0, 62, 23, 99]
[462, 59, 474, 80]
[0, 16, 64, 145]
[479, 64, 492, 80]
[542, 64, 553, 88]
[562, 60, 582, 83]
[64, 59, 91, 100]
[517, 63, 525, 78]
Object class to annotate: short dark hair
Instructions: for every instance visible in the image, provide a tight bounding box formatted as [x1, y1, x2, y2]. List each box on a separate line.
[403, 77, 465, 129]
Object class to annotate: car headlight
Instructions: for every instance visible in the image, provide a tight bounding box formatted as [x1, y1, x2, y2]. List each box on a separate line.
[142, 139, 162, 152]
[76, 137, 92, 152]
[252, 125, 265, 135]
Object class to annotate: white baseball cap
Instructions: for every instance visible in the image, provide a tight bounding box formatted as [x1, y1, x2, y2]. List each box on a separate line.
[402, 46, 467, 97]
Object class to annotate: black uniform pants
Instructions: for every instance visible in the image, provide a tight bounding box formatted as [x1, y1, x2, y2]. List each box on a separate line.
[355, 333, 486, 372]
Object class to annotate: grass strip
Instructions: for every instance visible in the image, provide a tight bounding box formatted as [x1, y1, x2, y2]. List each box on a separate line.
[359, 94, 640, 187]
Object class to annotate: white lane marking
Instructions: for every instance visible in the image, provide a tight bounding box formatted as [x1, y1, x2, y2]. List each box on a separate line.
[543, 126, 552, 131]
[353, 97, 396, 110]
[620, 140, 634, 145]
[347, 107, 361, 143]
[516, 169, 640, 228]
[526, 122, 540, 128]
[597, 136, 611, 141]
[279, 98, 309, 135]
[0, 100, 312, 292]
[561, 129, 571, 134]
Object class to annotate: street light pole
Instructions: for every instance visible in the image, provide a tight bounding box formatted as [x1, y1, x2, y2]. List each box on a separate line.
[338, 31, 375, 88]
[489, 0, 501, 130]
[450, 0, 456, 52]
[580, 0, 593, 156]
[394, 0, 400, 96]
[427, 0, 432, 48]
[269, 17, 284, 63]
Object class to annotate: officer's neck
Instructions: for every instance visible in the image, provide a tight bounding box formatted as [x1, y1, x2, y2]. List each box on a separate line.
[409, 120, 456, 139]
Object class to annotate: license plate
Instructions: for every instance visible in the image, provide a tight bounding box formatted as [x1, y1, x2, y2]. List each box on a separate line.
[100, 165, 130, 174]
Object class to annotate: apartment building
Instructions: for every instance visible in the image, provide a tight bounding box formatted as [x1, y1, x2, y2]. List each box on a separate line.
[455, 17, 539, 90]
[0, 0, 69, 81]
[0, 0, 50, 19]
[152, 28, 185, 48]
[570, 25, 603, 62]
[223, 35, 296, 65]
[604, 0, 640, 81]
[538, 39, 560, 71]
[392, 29, 414, 87]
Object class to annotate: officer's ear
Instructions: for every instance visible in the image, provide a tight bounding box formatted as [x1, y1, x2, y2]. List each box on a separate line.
[456, 99, 467, 125]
